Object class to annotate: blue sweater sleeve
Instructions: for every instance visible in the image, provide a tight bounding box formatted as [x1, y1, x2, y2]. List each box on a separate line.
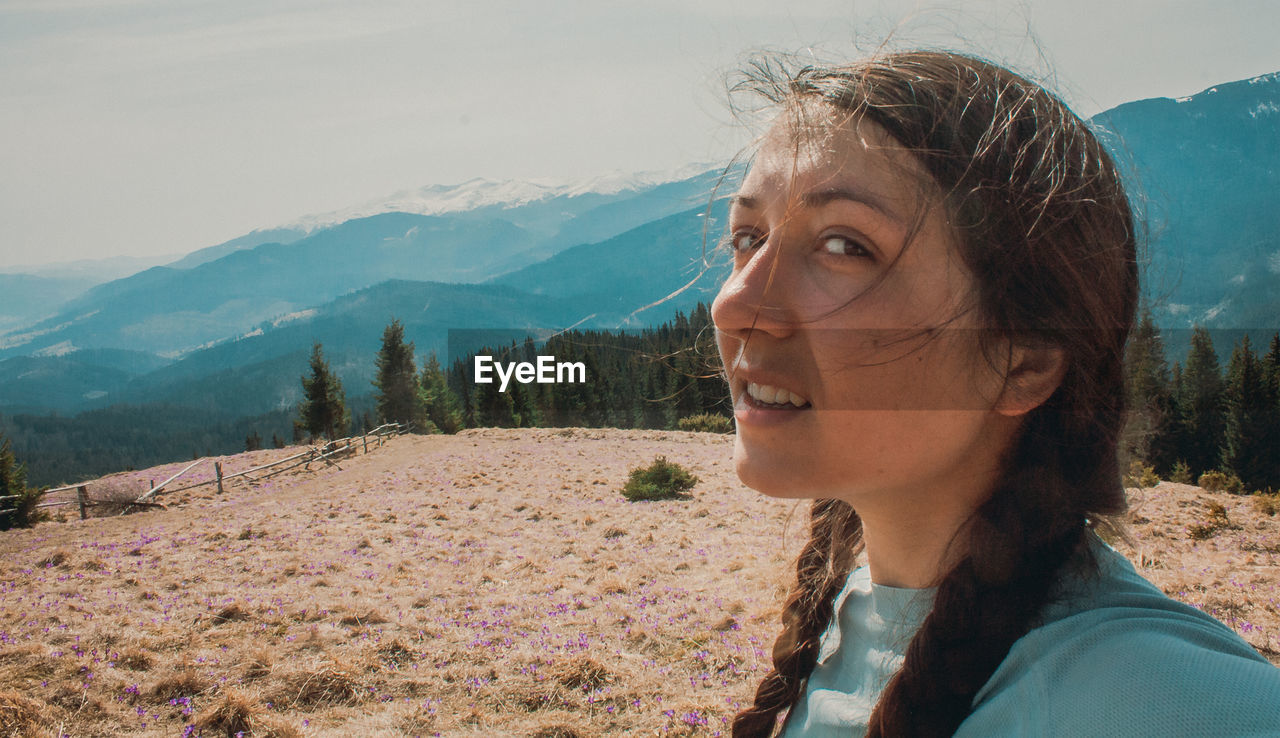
[959, 545, 1280, 737]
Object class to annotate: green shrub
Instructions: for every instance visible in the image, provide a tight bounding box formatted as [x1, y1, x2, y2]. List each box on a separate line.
[1123, 460, 1160, 489]
[1206, 501, 1230, 527]
[621, 456, 699, 502]
[1168, 460, 1192, 485]
[1187, 501, 1232, 540]
[1198, 470, 1227, 491]
[1252, 492, 1280, 516]
[676, 414, 733, 434]
[1198, 470, 1244, 494]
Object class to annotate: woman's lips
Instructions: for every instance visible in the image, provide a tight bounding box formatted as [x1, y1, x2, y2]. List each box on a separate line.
[734, 379, 812, 426]
[745, 381, 810, 407]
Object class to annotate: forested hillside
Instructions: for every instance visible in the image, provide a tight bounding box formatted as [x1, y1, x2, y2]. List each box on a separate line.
[1, 306, 728, 487]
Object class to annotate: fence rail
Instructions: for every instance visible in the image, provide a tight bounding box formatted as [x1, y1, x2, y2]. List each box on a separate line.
[9, 422, 410, 520]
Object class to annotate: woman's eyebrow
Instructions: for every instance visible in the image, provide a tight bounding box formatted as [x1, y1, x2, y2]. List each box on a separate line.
[731, 188, 902, 224]
[800, 187, 900, 222]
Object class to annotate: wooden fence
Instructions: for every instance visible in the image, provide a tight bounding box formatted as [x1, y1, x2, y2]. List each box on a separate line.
[13, 422, 409, 520]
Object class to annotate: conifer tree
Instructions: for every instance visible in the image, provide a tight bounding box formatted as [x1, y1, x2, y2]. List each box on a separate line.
[505, 339, 541, 427]
[297, 342, 349, 441]
[446, 358, 475, 428]
[510, 380, 540, 427]
[0, 432, 36, 531]
[1167, 360, 1185, 463]
[468, 343, 516, 427]
[1177, 326, 1224, 476]
[668, 353, 705, 426]
[1123, 309, 1175, 471]
[640, 365, 674, 429]
[1265, 332, 1280, 488]
[1222, 336, 1278, 490]
[546, 341, 585, 425]
[521, 336, 538, 364]
[475, 374, 517, 427]
[420, 353, 464, 433]
[1265, 332, 1280, 399]
[373, 319, 424, 428]
[575, 351, 606, 426]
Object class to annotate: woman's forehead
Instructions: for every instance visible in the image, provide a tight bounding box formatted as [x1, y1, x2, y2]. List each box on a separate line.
[739, 107, 928, 218]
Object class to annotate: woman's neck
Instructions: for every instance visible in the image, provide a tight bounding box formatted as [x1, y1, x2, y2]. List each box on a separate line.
[853, 466, 1004, 589]
[859, 508, 968, 588]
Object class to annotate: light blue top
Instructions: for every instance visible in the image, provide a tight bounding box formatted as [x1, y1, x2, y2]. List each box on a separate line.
[782, 536, 1280, 737]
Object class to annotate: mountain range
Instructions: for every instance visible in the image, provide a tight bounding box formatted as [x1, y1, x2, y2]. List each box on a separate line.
[1092, 70, 1280, 341]
[0, 166, 731, 417]
[1, 70, 1278, 483]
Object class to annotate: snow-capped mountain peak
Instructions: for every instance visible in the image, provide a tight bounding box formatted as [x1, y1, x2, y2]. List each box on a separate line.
[288, 162, 720, 231]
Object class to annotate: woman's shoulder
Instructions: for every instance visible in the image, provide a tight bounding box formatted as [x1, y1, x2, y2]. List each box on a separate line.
[960, 536, 1280, 736]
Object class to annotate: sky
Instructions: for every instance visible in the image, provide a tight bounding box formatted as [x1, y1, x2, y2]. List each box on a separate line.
[2, 0, 1279, 271]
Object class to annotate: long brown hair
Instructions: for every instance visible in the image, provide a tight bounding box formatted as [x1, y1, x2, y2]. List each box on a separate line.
[729, 51, 1139, 736]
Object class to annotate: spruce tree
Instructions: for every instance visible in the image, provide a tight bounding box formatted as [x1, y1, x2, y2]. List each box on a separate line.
[475, 374, 517, 427]
[521, 336, 538, 364]
[297, 342, 349, 441]
[640, 365, 674, 429]
[510, 381, 540, 427]
[574, 351, 606, 426]
[1222, 336, 1278, 490]
[667, 354, 705, 427]
[1177, 326, 1225, 476]
[546, 341, 584, 426]
[1265, 332, 1280, 399]
[1265, 332, 1280, 488]
[420, 353, 464, 433]
[0, 432, 36, 531]
[446, 358, 475, 428]
[505, 340, 540, 427]
[373, 319, 424, 428]
[1122, 309, 1175, 471]
[1167, 361, 1186, 464]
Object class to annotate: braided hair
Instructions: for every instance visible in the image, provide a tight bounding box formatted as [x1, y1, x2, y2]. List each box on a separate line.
[729, 51, 1138, 737]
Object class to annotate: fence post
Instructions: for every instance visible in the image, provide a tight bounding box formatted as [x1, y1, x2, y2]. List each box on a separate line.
[77, 486, 88, 520]
[215, 462, 224, 494]
[363, 434, 368, 454]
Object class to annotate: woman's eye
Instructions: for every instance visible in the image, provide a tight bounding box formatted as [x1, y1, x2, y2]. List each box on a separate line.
[729, 232, 763, 253]
[821, 235, 871, 258]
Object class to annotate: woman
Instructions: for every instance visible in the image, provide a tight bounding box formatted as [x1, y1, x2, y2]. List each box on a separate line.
[712, 51, 1280, 737]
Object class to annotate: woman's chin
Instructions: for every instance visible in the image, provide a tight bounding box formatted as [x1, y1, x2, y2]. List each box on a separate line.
[732, 445, 820, 500]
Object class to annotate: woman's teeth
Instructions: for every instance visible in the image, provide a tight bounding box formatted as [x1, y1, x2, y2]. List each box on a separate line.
[746, 381, 810, 407]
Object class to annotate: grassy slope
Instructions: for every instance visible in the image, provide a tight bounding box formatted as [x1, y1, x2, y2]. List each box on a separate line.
[0, 429, 1276, 737]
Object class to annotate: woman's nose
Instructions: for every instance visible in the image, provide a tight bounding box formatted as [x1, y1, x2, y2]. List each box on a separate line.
[711, 241, 797, 340]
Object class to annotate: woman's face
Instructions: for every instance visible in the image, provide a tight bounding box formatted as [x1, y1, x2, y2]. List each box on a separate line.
[712, 106, 1017, 507]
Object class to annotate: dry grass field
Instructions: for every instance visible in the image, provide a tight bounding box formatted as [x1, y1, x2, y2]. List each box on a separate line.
[1, 428, 1277, 737]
